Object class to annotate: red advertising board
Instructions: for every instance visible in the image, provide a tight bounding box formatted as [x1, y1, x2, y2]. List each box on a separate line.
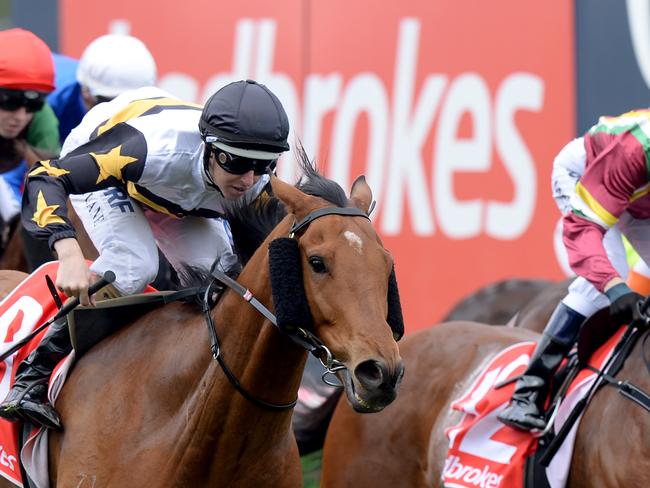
[60, 0, 575, 332]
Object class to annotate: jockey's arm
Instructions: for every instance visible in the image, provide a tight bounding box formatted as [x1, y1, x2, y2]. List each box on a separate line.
[21, 131, 144, 305]
[21, 130, 144, 247]
[562, 137, 648, 294]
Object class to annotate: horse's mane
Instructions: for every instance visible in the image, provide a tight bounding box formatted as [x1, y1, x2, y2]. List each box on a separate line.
[178, 146, 349, 287]
[226, 146, 348, 264]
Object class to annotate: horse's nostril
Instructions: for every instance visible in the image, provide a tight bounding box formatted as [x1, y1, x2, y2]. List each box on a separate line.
[354, 360, 386, 389]
[392, 362, 405, 388]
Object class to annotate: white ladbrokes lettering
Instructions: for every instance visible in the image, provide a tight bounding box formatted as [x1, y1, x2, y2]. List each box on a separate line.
[443, 455, 503, 488]
[157, 18, 542, 241]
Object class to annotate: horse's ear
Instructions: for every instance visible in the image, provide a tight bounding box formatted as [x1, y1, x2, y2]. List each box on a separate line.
[349, 175, 374, 215]
[270, 176, 315, 218]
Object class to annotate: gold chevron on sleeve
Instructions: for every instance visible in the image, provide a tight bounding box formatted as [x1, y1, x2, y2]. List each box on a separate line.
[91, 145, 139, 184]
[28, 160, 70, 178]
[32, 190, 65, 228]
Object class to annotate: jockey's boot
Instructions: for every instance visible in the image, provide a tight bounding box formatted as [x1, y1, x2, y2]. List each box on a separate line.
[0, 318, 72, 430]
[497, 302, 585, 431]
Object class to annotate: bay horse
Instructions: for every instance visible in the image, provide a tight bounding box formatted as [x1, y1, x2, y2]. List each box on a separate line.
[0, 204, 97, 273]
[442, 279, 554, 325]
[321, 320, 650, 487]
[0, 164, 404, 487]
[0, 270, 27, 301]
[0, 141, 99, 273]
[506, 279, 571, 333]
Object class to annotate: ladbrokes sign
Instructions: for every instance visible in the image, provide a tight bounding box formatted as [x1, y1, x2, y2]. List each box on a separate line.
[61, 0, 574, 331]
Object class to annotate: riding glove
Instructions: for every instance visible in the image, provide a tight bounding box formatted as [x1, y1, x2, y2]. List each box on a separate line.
[606, 283, 643, 326]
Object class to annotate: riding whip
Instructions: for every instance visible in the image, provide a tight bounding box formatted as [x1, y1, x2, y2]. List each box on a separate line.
[0, 270, 116, 362]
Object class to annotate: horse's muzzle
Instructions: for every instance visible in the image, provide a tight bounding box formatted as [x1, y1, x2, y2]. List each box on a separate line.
[343, 359, 405, 413]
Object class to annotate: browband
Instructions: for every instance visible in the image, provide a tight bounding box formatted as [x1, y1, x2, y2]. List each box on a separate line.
[290, 207, 370, 236]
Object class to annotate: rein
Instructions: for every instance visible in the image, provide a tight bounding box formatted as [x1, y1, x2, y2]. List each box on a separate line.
[202, 206, 369, 411]
[539, 312, 650, 466]
[582, 327, 650, 411]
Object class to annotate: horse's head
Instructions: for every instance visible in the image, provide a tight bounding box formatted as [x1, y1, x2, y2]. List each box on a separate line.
[268, 174, 404, 413]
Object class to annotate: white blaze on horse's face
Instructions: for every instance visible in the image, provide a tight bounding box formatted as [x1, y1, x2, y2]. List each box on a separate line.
[343, 231, 363, 254]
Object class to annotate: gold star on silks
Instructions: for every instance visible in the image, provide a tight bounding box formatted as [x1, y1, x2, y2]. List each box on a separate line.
[32, 190, 65, 228]
[90, 145, 138, 184]
[28, 160, 70, 178]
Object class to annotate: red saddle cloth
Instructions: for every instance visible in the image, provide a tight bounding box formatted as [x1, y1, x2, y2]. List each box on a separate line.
[0, 262, 66, 486]
[0, 262, 156, 487]
[443, 328, 624, 488]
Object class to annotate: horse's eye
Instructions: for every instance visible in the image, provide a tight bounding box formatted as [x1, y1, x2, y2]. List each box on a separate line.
[308, 256, 328, 273]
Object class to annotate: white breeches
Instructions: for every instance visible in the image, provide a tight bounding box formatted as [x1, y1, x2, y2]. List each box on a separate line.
[70, 187, 235, 295]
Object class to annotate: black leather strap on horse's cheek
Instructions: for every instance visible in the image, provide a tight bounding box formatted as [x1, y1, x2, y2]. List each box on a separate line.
[387, 267, 405, 341]
[269, 238, 314, 334]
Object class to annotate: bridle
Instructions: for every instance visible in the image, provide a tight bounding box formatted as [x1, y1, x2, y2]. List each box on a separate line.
[201, 206, 371, 411]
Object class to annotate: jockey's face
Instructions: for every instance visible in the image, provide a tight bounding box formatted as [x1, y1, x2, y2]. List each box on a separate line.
[0, 106, 33, 139]
[208, 151, 260, 199]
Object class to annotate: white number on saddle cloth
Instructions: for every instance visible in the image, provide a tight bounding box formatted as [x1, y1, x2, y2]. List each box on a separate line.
[0, 296, 44, 396]
[443, 342, 538, 488]
[0, 296, 43, 481]
[0, 262, 66, 486]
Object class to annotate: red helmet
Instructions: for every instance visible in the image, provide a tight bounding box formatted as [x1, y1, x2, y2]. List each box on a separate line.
[0, 28, 55, 92]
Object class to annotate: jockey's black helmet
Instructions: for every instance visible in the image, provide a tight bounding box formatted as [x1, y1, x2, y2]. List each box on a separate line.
[199, 80, 290, 160]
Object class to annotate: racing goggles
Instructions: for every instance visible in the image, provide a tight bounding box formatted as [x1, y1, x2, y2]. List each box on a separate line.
[214, 149, 277, 176]
[0, 89, 46, 113]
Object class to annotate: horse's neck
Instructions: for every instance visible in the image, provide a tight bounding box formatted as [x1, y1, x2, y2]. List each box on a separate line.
[184, 247, 306, 471]
[214, 250, 307, 404]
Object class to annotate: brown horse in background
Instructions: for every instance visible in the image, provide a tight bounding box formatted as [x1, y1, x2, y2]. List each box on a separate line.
[0, 138, 98, 272]
[506, 279, 571, 333]
[0, 271, 27, 301]
[442, 278, 572, 334]
[443, 279, 554, 325]
[321, 320, 650, 487]
[0, 167, 404, 487]
[0, 204, 96, 273]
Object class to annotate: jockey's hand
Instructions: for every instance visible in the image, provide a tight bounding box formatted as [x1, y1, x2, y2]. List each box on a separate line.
[53, 238, 94, 306]
[606, 281, 643, 326]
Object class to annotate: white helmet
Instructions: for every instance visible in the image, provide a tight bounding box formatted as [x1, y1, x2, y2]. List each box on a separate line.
[76, 34, 157, 99]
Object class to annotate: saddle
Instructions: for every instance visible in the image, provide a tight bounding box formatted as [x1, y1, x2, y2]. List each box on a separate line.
[524, 308, 650, 486]
[67, 291, 181, 356]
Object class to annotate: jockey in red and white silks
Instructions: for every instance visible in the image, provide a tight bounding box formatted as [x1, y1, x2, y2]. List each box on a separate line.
[499, 109, 650, 432]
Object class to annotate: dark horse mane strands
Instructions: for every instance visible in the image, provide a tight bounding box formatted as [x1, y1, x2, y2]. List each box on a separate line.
[226, 146, 349, 263]
[294, 146, 348, 208]
[178, 146, 350, 287]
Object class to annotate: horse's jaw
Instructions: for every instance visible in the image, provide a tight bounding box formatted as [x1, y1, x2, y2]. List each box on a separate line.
[340, 366, 403, 413]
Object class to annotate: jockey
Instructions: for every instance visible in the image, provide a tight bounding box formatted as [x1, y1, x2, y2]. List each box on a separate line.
[499, 110, 650, 431]
[23, 34, 158, 271]
[0, 29, 57, 257]
[0, 80, 290, 429]
[48, 33, 157, 144]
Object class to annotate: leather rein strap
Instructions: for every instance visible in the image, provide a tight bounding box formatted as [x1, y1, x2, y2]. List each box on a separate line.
[203, 206, 370, 411]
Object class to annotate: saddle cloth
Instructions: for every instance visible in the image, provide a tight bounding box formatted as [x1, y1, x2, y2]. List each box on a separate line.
[0, 262, 66, 487]
[443, 329, 624, 488]
[0, 262, 158, 488]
